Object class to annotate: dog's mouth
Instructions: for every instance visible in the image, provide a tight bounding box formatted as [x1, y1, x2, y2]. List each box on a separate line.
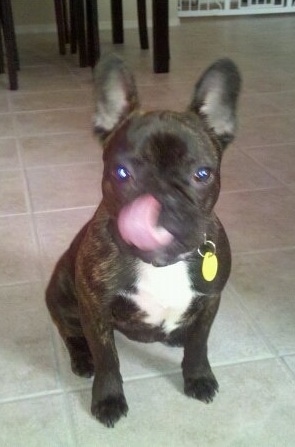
[117, 194, 174, 252]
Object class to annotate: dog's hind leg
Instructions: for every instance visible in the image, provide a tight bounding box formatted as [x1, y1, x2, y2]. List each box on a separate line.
[46, 254, 94, 378]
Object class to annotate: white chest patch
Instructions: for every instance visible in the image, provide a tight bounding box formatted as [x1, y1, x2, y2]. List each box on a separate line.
[127, 261, 194, 333]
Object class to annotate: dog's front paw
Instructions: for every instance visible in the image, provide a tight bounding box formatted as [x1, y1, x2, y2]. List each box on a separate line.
[91, 395, 129, 428]
[184, 376, 219, 403]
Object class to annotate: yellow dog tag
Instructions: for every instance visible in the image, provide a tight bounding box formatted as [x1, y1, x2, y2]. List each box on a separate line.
[202, 252, 218, 282]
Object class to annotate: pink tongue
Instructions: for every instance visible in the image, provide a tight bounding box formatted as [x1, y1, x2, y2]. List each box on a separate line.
[117, 194, 173, 251]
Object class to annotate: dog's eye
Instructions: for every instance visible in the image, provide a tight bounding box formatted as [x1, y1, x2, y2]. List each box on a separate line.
[194, 167, 212, 183]
[113, 165, 131, 181]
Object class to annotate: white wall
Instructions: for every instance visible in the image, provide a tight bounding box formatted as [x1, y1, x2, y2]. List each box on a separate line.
[12, 0, 179, 33]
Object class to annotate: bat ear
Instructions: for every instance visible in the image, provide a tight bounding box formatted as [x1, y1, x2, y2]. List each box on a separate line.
[189, 58, 241, 150]
[93, 54, 140, 140]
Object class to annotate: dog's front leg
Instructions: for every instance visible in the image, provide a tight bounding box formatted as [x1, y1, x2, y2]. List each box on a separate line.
[78, 291, 128, 428]
[182, 295, 220, 404]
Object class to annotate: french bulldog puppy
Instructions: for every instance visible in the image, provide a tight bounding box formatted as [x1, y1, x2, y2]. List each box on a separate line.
[46, 54, 241, 428]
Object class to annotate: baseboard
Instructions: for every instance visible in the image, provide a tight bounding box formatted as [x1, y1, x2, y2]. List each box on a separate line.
[99, 18, 180, 29]
[15, 18, 179, 35]
[16, 24, 57, 34]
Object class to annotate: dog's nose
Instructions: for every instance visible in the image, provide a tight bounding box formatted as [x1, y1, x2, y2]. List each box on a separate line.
[117, 194, 173, 251]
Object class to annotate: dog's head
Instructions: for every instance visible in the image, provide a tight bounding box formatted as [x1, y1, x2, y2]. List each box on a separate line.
[94, 55, 241, 266]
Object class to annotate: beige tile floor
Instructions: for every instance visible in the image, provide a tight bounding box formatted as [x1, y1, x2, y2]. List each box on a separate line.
[0, 15, 295, 447]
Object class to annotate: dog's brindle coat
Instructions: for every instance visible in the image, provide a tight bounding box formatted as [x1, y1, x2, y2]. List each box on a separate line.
[46, 55, 241, 428]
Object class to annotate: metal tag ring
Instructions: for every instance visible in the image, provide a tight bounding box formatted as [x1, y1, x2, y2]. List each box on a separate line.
[197, 239, 217, 258]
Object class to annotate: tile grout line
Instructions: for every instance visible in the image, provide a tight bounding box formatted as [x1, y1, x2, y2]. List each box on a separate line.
[219, 184, 287, 195]
[11, 129, 94, 139]
[236, 140, 295, 150]
[33, 205, 97, 215]
[279, 356, 295, 381]
[25, 161, 101, 171]
[241, 147, 293, 189]
[11, 92, 85, 445]
[231, 245, 295, 256]
[0, 279, 43, 289]
[238, 148, 287, 187]
[0, 388, 64, 406]
[0, 352, 291, 408]
[11, 100, 67, 401]
[13, 105, 93, 115]
[62, 356, 292, 392]
[234, 138, 295, 150]
[0, 205, 97, 219]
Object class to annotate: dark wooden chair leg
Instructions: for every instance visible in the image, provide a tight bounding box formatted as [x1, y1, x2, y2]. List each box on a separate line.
[137, 0, 148, 50]
[54, 0, 67, 55]
[10, 4, 19, 70]
[111, 0, 124, 44]
[76, 0, 88, 67]
[0, 31, 4, 74]
[69, 0, 77, 54]
[152, 0, 169, 73]
[53, 0, 169, 74]
[0, 0, 18, 89]
[62, 0, 70, 44]
[86, 0, 100, 67]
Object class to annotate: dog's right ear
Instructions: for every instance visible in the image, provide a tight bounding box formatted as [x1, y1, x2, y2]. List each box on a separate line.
[93, 54, 139, 140]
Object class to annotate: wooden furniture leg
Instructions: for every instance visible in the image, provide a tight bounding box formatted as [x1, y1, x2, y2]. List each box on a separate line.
[152, 0, 169, 73]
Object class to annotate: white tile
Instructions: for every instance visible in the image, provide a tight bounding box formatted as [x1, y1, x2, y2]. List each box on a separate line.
[0, 394, 73, 447]
[0, 215, 40, 285]
[216, 188, 295, 253]
[27, 163, 102, 211]
[230, 250, 295, 355]
[0, 138, 19, 169]
[0, 283, 59, 400]
[35, 207, 96, 279]
[221, 146, 282, 192]
[15, 108, 93, 136]
[20, 132, 101, 168]
[0, 170, 28, 215]
[284, 355, 295, 375]
[210, 287, 273, 364]
[68, 359, 295, 447]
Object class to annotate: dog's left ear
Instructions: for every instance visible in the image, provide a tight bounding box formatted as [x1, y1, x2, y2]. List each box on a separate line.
[93, 54, 139, 140]
[189, 58, 241, 150]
